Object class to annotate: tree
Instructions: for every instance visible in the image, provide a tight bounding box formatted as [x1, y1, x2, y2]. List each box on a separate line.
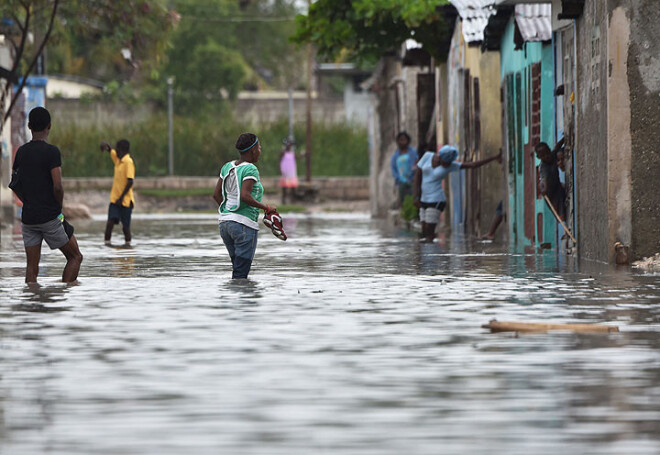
[0, 0, 175, 135]
[292, 0, 452, 63]
[0, 0, 60, 136]
[176, 40, 246, 102]
[47, 0, 175, 82]
[163, 0, 304, 112]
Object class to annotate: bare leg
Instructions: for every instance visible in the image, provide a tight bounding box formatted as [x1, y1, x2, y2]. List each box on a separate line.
[105, 219, 114, 243]
[122, 224, 132, 245]
[281, 187, 287, 204]
[483, 213, 504, 240]
[59, 235, 83, 283]
[25, 244, 42, 283]
[425, 223, 437, 242]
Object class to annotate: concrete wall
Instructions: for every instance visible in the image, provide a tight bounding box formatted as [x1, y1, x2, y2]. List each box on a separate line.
[369, 57, 401, 217]
[48, 96, 349, 128]
[472, 49, 505, 238]
[575, 1, 610, 262]
[442, 20, 505, 238]
[575, 0, 660, 262]
[626, 0, 660, 260]
[48, 99, 158, 127]
[47, 77, 102, 99]
[234, 96, 346, 125]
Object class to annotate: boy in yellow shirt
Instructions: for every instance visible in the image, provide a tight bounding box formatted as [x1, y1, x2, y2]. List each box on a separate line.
[100, 139, 135, 247]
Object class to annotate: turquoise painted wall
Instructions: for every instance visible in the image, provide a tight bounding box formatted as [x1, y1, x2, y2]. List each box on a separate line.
[499, 17, 557, 249]
[536, 44, 556, 248]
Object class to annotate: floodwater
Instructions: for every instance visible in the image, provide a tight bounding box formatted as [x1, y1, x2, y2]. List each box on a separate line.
[0, 213, 659, 455]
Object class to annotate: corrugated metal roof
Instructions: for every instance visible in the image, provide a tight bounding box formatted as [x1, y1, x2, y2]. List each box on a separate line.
[514, 3, 552, 42]
[450, 0, 497, 43]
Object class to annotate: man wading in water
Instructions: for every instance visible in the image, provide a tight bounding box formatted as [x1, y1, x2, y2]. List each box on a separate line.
[100, 139, 135, 247]
[12, 107, 83, 283]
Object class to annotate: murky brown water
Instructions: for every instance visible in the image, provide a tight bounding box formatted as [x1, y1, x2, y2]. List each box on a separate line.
[1, 213, 659, 454]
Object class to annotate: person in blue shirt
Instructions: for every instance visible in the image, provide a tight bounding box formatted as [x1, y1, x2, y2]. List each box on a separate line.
[390, 132, 418, 204]
[413, 145, 501, 242]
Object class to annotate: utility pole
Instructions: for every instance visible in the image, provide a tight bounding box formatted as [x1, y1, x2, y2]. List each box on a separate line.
[305, 0, 313, 182]
[167, 76, 174, 176]
[288, 87, 294, 142]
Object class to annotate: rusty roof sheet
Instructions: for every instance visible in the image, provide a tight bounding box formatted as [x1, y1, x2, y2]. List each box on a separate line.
[514, 3, 552, 42]
[449, 0, 497, 43]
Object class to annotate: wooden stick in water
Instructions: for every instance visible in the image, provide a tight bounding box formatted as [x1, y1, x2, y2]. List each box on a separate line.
[482, 319, 619, 334]
[543, 194, 577, 244]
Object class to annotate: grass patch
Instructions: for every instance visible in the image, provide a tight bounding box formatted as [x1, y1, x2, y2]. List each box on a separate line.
[51, 113, 368, 178]
[277, 204, 308, 213]
[137, 188, 215, 198]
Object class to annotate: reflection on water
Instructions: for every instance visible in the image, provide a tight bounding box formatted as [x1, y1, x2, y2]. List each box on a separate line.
[0, 213, 659, 454]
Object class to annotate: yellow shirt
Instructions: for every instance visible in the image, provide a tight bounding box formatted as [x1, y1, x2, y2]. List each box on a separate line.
[110, 149, 135, 207]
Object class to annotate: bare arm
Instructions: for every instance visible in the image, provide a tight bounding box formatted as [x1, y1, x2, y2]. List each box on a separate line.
[412, 167, 422, 208]
[241, 180, 276, 213]
[51, 166, 64, 209]
[461, 149, 502, 170]
[213, 177, 223, 206]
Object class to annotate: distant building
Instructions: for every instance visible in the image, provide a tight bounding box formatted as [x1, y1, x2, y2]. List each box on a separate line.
[46, 74, 104, 99]
[316, 63, 375, 126]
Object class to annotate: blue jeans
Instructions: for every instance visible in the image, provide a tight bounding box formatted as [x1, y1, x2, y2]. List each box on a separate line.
[218, 221, 258, 279]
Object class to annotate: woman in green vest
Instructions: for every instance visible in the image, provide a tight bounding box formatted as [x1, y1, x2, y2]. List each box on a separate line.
[213, 133, 276, 279]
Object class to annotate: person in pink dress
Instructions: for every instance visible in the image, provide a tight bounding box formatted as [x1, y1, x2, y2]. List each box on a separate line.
[279, 138, 299, 204]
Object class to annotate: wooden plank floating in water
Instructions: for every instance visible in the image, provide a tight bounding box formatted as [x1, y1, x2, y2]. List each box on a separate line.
[482, 319, 619, 334]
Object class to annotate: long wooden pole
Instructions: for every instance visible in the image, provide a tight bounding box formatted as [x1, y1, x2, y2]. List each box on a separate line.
[483, 319, 619, 334]
[544, 194, 577, 244]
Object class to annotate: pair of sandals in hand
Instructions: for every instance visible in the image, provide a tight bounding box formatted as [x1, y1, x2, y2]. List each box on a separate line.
[263, 206, 287, 241]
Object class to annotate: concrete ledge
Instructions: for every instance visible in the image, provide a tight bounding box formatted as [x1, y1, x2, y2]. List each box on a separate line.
[63, 176, 370, 200]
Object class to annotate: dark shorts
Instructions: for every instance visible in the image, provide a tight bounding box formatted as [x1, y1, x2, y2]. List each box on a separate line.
[108, 202, 133, 227]
[496, 200, 504, 216]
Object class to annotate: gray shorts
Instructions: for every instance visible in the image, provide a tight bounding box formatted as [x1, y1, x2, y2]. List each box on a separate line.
[22, 217, 70, 249]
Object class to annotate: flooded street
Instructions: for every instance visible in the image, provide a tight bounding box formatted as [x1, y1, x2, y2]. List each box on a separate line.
[1, 213, 659, 454]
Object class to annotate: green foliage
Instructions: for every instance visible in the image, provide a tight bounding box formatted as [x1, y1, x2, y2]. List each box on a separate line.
[401, 194, 419, 221]
[293, 0, 451, 63]
[162, 0, 304, 112]
[175, 40, 246, 106]
[46, 0, 175, 82]
[50, 113, 368, 178]
[277, 204, 308, 213]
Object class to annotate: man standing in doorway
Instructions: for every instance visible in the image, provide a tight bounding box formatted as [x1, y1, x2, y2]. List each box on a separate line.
[101, 139, 135, 247]
[390, 131, 417, 205]
[12, 107, 83, 283]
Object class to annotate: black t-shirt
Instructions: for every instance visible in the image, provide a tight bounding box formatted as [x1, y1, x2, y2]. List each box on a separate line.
[13, 141, 62, 225]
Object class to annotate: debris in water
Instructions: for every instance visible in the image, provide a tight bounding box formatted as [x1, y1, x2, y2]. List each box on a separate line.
[482, 319, 619, 334]
[632, 253, 660, 272]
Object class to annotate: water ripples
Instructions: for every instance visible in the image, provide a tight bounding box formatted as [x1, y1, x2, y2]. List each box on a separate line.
[1, 213, 659, 454]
